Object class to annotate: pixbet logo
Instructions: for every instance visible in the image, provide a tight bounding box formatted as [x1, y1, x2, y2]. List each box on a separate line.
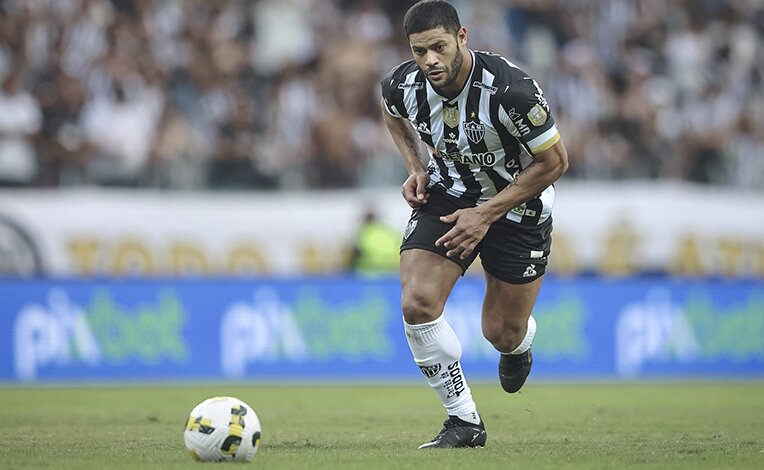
[13, 290, 101, 381]
[220, 288, 309, 379]
[615, 290, 699, 377]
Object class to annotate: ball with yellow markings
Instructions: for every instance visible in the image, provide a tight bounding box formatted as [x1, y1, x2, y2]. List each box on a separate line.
[183, 396, 261, 462]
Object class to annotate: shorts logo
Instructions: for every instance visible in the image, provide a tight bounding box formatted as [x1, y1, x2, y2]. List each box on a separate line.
[419, 363, 441, 378]
[523, 264, 537, 278]
[404, 219, 418, 240]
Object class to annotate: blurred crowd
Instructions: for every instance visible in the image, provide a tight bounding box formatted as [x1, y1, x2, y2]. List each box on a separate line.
[0, 0, 762, 190]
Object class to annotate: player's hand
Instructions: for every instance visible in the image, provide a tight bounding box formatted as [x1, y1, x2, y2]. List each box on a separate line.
[401, 172, 430, 208]
[435, 207, 492, 259]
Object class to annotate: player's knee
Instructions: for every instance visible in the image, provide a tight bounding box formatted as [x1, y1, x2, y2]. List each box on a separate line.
[401, 292, 441, 324]
[483, 321, 525, 353]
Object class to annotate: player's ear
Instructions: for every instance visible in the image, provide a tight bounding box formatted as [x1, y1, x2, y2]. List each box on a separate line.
[457, 27, 467, 47]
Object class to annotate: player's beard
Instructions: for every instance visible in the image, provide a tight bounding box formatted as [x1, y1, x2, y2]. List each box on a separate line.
[428, 47, 464, 94]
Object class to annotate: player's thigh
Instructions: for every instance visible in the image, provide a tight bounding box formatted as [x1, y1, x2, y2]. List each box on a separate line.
[400, 248, 463, 324]
[482, 272, 543, 333]
[479, 219, 551, 334]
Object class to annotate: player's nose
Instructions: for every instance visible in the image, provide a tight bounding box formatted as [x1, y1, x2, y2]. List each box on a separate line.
[425, 51, 440, 68]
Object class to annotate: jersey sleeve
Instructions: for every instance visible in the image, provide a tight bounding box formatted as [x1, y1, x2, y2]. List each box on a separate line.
[498, 77, 560, 155]
[380, 68, 405, 119]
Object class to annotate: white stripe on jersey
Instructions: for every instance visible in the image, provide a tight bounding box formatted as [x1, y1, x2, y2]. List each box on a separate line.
[527, 125, 560, 153]
[399, 70, 421, 119]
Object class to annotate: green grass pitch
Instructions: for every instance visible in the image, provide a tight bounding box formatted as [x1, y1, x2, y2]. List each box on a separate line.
[1, 383, 763, 469]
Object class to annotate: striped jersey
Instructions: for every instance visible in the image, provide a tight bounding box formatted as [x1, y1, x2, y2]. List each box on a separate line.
[381, 50, 561, 226]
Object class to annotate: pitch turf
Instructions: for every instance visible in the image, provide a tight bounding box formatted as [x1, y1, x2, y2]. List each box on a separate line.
[1, 383, 763, 469]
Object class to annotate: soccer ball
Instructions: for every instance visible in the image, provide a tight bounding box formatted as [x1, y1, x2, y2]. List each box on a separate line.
[183, 396, 262, 462]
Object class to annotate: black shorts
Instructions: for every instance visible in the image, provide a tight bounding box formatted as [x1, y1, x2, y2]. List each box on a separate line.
[400, 186, 553, 284]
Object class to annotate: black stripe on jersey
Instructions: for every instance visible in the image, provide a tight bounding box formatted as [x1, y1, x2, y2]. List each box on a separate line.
[521, 196, 543, 225]
[381, 61, 416, 118]
[488, 91, 520, 191]
[414, 71, 434, 149]
[464, 68, 506, 197]
[442, 101, 482, 203]
[415, 80, 452, 189]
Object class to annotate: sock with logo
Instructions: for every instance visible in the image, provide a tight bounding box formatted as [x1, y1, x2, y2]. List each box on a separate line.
[404, 315, 479, 420]
[504, 315, 537, 355]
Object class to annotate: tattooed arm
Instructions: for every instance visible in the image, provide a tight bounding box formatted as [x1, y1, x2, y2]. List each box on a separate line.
[380, 98, 431, 208]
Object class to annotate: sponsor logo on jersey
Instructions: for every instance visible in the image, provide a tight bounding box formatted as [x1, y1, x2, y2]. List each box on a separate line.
[508, 108, 531, 137]
[527, 103, 548, 126]
[444, 132, 459, 145]
[510, 205, 538, 218]
[463, 121, 485, 144]
[416, 121, 431, 135]
[472, 80, 498, 95]
[398, 81, 424, 90]
[418, 363, 441, 378]
[438, 150, 497, 166]
[443, 105, 460, 128]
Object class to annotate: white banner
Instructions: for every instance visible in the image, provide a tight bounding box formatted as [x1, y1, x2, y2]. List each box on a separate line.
[1, 182, 763, 277]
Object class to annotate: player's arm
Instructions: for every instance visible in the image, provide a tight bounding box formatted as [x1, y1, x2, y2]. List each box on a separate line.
[380, 98, 430, 208]
[475, 139, 568, 223]
[436, 140, 567, 259]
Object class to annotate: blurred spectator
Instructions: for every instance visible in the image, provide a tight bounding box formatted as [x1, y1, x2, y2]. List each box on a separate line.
[0, 71, 42, 186]
[0, 0, 762, 191]
[81, 76, 161, 185]
[348, 209, 401, 275]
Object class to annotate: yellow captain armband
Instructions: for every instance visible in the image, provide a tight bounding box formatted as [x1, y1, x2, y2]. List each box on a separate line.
[528, 126, 560, 154]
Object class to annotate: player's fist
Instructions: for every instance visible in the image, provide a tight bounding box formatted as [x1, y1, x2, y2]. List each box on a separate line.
[401, 172, 430, 208]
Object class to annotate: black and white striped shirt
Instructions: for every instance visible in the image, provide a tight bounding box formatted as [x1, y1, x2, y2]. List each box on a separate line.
[381, 50, 561, 226]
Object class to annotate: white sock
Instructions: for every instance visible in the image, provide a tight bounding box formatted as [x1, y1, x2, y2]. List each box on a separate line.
[404, 315, 479, 421]
[504, 315, 536, 355]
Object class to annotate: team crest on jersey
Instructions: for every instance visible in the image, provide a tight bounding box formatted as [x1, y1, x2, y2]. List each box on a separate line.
[527, 104, 548, 127]
[463, 121, 485, 144]
[443, 105, 460, 128]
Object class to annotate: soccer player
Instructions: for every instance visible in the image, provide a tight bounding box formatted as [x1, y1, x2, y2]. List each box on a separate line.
[380, 0, 568, 449]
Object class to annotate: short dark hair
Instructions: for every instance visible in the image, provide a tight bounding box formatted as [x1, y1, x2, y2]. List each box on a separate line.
[403, 0, 461, 37]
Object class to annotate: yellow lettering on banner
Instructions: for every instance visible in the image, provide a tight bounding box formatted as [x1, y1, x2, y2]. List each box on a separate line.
[670, 234, 704, 276]
[68, 238, 100, 275]
[547, 232, 578, 275]
[112, 239, 154, 275]
[299, 243, 348, 273]
[300, 244, 321, 273]
[170, 243, 209, 275]
[598, 221, 639, 276]
[226, 245, 269, 274]
[718, 237, 744, 277]
[755, 244, 764, 276]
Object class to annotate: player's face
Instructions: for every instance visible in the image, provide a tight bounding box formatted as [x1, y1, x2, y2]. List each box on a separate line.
[409, 26, 468, 96]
